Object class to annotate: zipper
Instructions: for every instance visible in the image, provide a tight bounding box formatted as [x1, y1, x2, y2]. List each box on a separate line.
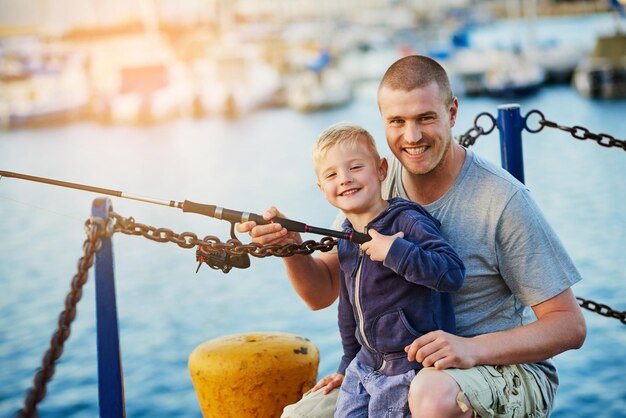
[354, 227, 373, 351]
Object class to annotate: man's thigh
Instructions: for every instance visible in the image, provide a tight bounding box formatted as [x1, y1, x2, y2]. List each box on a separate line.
[443, 365, 548, 418]
[280, 388, 339, 418]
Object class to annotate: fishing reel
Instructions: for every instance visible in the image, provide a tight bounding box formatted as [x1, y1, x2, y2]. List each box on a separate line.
[195, 222, 251, 274]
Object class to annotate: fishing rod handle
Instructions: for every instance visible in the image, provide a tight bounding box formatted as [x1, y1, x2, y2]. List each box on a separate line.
[182, 200, 307, 231]
[181, 200, 371, 244]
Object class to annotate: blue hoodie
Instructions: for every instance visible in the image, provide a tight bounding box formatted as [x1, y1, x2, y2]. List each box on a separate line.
[337, 197, 465, 376]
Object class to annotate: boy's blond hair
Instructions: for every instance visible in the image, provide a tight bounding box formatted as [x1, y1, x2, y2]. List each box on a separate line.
[312, 122, 381, 173]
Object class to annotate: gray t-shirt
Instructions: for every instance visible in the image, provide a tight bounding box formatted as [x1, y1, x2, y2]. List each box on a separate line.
[380, 149, 582, 408]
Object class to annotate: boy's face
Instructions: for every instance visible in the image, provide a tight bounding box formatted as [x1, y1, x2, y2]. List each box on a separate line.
[316, 139, 387, 216]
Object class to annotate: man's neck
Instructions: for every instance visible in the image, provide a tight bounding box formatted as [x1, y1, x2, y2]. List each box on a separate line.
[402, 143, 466, 206]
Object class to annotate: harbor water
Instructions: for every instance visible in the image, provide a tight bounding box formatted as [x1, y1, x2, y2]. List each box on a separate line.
[2, 17, 626, 418]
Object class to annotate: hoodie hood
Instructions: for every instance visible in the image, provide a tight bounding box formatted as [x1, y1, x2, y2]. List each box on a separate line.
[342, 197, 441, 234]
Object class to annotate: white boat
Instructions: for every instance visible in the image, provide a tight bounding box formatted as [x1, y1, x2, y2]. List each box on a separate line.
[449, 48, 501, 96]
[193, 45, 283, 119]
[525, 39, 586, 83]
[285, 68, 352, 113]
[102, 58, 195, 125]
[86, 35, 196, 125]
[483, 51, 546, 98]
[0, 39, 89, 128]
[338, 44, 403, 84]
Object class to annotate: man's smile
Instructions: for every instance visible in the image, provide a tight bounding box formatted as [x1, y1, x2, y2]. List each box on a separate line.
[403, 146, 428, 156]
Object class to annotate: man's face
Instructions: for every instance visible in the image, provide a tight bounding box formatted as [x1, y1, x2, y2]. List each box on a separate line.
[378, 82, 458, 176]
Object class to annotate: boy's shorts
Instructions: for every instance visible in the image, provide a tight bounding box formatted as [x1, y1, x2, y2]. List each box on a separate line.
[281, 365, 548, 418]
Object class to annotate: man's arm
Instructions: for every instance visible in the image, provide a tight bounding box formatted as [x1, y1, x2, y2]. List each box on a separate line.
[405, 288, 586, 369]
[237, 207, 341, 310]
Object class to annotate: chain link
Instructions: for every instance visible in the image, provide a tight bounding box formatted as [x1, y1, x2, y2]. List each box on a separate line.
[534, 114, 626, 151]
[457, 108, 626, 152]
[18, 216, 110, 418]
[110, 212, 339, 257]
[456, 111, 497, 147]
[577, 297, 626, 325]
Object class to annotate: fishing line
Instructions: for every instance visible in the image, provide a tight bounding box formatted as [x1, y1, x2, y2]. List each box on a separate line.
[0, 193, 83, 222]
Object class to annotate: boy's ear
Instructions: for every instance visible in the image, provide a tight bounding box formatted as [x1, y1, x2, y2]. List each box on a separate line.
[316, 179, 322, 191]
[379, 157, 388, 181]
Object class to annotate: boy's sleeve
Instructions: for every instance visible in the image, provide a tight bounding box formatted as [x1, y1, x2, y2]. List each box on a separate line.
[383, 216, 465, 292]
[337, 270, 359, 375]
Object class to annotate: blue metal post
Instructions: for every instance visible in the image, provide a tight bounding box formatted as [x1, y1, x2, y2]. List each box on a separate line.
[92, 198, 125, 417]
[497, 104, 525, 184]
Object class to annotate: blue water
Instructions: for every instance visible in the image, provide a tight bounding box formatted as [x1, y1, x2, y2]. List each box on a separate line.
[1, 14, 626, 418]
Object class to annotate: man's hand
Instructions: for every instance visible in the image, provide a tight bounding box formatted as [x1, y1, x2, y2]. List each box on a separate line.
[405, 330, 478, 370]
[360, 230, 404, 262]
[311, 373, 344, 395]
[236, 206, 302, 246]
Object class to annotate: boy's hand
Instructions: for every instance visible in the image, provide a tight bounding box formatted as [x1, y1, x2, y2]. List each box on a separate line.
[360, 230, 404, 262]
[311, 373, 344, 395]
[236, 206, 302, 246]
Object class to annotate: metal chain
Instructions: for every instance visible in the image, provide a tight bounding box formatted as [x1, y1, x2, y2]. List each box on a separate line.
[456, 111, 497, 147]
[110, 212, 338, 257]
[523, 110, 626, 151]
[458, 108, 626, 152]
[577, 297, 626, 325]
[17, 217, 110, 418]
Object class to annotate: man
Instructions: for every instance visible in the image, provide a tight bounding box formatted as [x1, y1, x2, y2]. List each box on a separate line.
[238, 55, 586, 417]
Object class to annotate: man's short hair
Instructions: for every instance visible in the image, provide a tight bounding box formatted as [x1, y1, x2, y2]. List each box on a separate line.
[312, 122, 381, 172]
[378, 55, 453, 105]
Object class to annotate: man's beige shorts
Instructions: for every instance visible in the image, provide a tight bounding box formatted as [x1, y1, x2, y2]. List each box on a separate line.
[281, 365, 548, 418]
[444, 365, 548, 418]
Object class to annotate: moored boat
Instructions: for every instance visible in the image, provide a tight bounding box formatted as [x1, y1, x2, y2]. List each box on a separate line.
[573, 33, 626, 99]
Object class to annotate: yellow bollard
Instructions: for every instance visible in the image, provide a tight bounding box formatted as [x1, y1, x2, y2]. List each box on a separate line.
[189, 332, 320, 418]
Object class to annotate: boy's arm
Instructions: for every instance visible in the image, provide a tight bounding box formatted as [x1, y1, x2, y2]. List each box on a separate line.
[237, 207, 341, 310]
[363, 219, 465, 292]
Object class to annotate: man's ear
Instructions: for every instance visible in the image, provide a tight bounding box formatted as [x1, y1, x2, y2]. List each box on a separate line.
[449, 96, 459, 128]
[379, 157, 388, 181]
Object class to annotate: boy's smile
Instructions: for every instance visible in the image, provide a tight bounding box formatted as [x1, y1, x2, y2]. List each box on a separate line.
[316, 139, 388, 227]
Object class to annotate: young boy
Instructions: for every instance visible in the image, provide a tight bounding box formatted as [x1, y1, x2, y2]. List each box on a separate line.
[312, 122, 465, 417]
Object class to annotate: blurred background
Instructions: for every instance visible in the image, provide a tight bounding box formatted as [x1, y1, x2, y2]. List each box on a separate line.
[0, 0, 624, 126]
[1, 0, 625, 417]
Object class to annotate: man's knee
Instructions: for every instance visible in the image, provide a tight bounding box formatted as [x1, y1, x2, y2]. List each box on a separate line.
[408, 368, 472, 417]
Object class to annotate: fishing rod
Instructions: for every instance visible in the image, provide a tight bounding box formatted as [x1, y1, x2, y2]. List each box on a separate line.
[0, 170, 371, 245]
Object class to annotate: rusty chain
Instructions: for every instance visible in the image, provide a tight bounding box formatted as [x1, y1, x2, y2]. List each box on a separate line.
[18, 217, 109, 418]
[110, 212, 338, 258]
